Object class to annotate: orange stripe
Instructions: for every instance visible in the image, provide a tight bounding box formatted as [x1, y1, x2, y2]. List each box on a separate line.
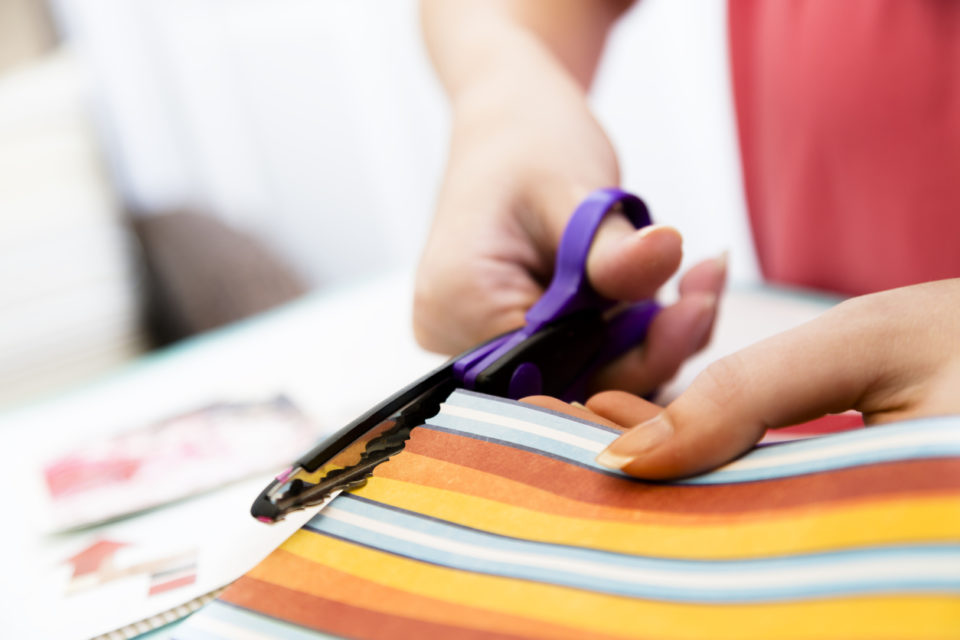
[222, 575, 539, 640]
[374, 450, 717, 526]
[237, 548, 626, 640]
[375, 448, 960, 531]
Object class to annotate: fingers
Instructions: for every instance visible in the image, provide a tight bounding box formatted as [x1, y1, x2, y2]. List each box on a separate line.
[593, 284, 960, 479]
[589, 255, 727, 394]
[585, 390, 661, 427]
[590, 292, 718, 394]
[521, 392, 661, 436]
[586, 217, 683, 302]
[678, 254, 727, 352]
[679, 252, 728, 297]
[520, 395, 629, 431]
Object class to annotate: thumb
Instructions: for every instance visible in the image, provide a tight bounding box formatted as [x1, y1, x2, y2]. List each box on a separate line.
[586, 214, 683, 302]
[592, 286, 954, 479]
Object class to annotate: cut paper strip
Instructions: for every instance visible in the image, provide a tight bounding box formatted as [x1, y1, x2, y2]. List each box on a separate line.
[176, 390, 960, 639]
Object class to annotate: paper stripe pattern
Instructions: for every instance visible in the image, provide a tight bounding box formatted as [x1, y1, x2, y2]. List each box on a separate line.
[175, 390, 960, 639]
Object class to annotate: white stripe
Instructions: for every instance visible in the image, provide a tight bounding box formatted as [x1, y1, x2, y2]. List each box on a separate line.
[439, 404, 606, 453]
[721, 428, 957, 472]
[323, 506, 960, 593]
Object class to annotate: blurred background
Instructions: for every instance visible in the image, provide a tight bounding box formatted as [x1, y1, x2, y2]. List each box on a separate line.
[0, 0, 757, 409]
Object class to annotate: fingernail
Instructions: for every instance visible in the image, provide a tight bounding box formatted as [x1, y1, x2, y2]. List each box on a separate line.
[595, 413, 674, 470]
[637, 223, 671, 240]
[688, 293, 717, 351]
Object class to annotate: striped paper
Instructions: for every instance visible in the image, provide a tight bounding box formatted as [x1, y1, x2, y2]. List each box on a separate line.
[176, 390, 960, 639]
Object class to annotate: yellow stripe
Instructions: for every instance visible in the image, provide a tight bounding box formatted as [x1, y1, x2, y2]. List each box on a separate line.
[280, 531, 960, 640]
[352, 477, 960, 559]
[246, 550, 615, 640]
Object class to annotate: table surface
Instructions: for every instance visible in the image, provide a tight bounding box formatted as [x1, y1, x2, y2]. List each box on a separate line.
[0, 272, 837, 639]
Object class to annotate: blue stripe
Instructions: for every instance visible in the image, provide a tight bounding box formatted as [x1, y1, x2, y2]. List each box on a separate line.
[706, 418, 960, 464]
[683, 448, 960, 484]
[309, 495, 960, 604]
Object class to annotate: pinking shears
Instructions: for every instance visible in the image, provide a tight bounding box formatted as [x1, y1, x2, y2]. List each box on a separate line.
[252, 188, 660, 523]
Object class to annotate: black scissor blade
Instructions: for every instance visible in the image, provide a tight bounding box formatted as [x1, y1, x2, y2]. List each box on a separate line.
[301, 360, 459, 472]
[251, 362, 458, 522]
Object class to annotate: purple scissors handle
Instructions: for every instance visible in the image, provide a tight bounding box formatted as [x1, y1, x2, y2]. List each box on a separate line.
[454, 187, 661, 401]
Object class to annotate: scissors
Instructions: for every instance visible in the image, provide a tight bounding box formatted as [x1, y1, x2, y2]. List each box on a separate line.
[251, 187, 660, 523]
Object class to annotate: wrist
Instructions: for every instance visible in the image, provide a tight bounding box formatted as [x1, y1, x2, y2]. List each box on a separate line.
[446, 20, 588, 120]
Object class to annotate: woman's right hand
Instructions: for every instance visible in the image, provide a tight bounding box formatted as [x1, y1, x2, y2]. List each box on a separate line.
[415, 0, 725, 397]
[414, 83, 726, 397]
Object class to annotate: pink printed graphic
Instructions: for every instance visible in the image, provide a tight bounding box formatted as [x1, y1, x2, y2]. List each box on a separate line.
[43, 396, 318, 530]
[64, 538, 198, 598]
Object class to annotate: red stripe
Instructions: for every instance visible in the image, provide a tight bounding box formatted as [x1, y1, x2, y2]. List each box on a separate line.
[762, 413, 865, 441]
[398, 428, 960, 514]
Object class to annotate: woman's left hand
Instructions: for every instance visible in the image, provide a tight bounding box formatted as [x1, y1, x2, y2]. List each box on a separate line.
[529, 279, 960, 478]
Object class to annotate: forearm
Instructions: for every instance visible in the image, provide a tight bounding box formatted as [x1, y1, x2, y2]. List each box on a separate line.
[421, 0, 632, 113]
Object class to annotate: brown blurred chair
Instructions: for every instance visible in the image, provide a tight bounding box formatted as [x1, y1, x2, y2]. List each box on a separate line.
[133, 211, 309, 346]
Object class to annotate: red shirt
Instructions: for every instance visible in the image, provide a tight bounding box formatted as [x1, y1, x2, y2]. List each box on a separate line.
[729, 0, 960, 296]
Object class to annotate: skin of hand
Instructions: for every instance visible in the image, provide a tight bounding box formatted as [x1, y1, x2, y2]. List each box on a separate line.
[416, 0, 726, 397]
[571, 279, 960, 478]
